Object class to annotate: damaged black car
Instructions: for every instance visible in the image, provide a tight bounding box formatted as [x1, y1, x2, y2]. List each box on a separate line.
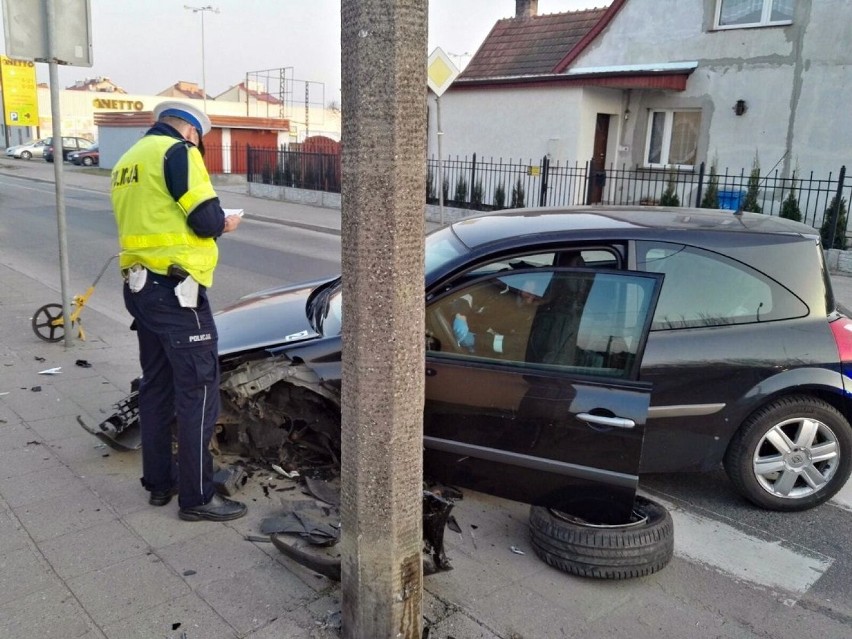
[93, 206, 852, 579]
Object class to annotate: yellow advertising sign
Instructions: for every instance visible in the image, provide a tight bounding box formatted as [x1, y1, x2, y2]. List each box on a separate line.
[0, 56, 39, 126]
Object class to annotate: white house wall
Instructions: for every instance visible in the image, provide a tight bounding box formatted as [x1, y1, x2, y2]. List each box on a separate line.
[428, 87, 584, 165]
[569, 0, 851, 177]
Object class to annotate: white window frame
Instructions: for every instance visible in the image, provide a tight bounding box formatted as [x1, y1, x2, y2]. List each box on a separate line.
[714, 0, 793, 30]
[644, 109, 700, 170]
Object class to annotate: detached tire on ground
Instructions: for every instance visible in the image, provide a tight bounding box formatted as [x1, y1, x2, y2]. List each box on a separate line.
[529, 495, 674, 579]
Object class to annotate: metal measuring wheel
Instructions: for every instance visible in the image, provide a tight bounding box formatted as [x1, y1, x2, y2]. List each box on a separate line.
[31, 303, 77, 342]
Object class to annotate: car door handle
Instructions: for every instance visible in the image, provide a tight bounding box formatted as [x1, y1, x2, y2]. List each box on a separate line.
[577, 413, 636, 429]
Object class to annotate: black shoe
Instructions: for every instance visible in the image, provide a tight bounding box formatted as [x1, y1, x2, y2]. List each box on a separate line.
[149, 487, 177, 507]
[178, 494, 247, 522]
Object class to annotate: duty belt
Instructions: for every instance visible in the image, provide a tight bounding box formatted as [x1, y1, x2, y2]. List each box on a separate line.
[121, 264, 189, 281]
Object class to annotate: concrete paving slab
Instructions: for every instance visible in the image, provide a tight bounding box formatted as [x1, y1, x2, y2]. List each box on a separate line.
[0, 463, 84, 508]
[0, 420, 38, 450]
[46, 431, 123, 468]
[100, 592, 238, 639]
[0, 397, 22, 422]
[67, 553, 191, 627]
[0, 583, 104, 639]
[0, 508, 31, 554]
[0, 441, 62, 480]
[28, 413, 101, 442]
[158, 525, 272, 587]
[13, 488, 116, 543]
[194, 560, 320, 636]
[245, 607, 339, 639]
[123, 507, 211, 549]
[39, 519, 149, 580]
[424, 611, 503, 639]
[0, 382, 82, 423]
[0, 545, 61, 606]
[81, 470, 148, 517]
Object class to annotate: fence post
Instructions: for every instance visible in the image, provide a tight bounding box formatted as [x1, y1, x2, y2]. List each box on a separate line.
[539, 155, 550, 207]
[470, 153, 477, 207]
[246, 145, 252, 183]
[828, 165, 846, 250]
[585, 157, 595, 205]
[695, 161, 705, 208]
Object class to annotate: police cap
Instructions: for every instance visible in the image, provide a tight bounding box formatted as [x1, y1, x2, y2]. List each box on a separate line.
[153, 100, 211, 137]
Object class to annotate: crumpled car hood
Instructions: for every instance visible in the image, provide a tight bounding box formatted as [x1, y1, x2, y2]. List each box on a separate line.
[215, 281, 322, 356]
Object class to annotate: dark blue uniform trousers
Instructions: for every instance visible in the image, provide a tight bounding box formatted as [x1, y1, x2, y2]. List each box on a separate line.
[123, 271, 219, 508]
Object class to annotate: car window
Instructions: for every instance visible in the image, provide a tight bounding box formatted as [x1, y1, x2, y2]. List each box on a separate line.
[425, 269, 656, 378]
[636, 241, 809, 329]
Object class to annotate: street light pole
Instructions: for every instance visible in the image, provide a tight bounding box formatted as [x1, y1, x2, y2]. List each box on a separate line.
[184, 5, 219, 112]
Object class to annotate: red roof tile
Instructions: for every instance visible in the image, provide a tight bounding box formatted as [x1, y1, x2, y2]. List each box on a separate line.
[460, 8, 609, 80]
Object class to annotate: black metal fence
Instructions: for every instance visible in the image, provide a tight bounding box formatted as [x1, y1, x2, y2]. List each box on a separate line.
[244, 146, 852, 247]
[246, 146, 341, 193]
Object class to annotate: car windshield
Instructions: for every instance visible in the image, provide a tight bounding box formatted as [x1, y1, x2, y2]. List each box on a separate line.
[307, 225, 471, 336]
[425, 226, 468, 279]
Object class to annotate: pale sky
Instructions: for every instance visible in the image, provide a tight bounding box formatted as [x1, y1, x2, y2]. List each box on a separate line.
[2, 0, 605, 102]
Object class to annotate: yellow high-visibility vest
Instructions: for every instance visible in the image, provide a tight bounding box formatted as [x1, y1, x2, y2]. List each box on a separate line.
[112, 134, 218, 287]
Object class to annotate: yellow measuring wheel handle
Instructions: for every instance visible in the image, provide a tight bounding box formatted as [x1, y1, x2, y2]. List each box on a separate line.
[31, 255, 118, 343]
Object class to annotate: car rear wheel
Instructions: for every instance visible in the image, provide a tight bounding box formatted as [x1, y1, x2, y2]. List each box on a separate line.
[20, 151, 31, 159]
[724, 395, 852, 511]
[528, 495, 674, 580]
[82, 156, 94, 166]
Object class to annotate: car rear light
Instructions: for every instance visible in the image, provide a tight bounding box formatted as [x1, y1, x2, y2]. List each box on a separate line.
[830, 316, 852, 372]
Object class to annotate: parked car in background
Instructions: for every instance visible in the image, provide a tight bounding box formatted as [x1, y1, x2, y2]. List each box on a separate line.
[44, 136, 92, 162]
[70, 142, 99, 166]
[5, 138, 49, 159]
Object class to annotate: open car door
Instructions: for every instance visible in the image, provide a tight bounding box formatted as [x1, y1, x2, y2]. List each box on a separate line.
[423, 268, 663, 524]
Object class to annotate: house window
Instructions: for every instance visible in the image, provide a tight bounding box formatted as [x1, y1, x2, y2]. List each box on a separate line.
[645, 110, 700, 169]
[715, 0, 793, 29]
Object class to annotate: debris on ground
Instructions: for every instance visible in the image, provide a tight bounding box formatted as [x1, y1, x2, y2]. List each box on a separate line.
[75, 359, 92, 368]
[271, 463, 299, 479]
[510, 546, 525, 555]
[37, 367, 61, 375]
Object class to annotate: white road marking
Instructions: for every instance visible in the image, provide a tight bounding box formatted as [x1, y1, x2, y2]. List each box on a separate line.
[831, 480, 852, 512]
[647, 494, 833, 598]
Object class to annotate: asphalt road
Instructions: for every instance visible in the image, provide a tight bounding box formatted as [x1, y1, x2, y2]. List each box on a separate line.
[0, 163, 342, 326]
[2, 159, 852, 637]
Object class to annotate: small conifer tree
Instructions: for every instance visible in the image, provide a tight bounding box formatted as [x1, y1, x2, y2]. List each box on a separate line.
[820, 195, 849, 250]
[779, 172, 802, 222]
[659, 172, 680, 207]
[742, 153, 762, 213]
[494, 183, 506, 210]
[700, 160, 719, 209]
[511, 177, 526, 208]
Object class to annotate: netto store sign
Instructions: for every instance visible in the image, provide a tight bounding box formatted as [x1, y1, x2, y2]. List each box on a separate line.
[0, 55, 38, 126]
[93, 98, 144, 111]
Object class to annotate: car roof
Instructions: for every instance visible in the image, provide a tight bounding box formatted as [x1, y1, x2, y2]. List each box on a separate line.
[450, 206, 820, 250]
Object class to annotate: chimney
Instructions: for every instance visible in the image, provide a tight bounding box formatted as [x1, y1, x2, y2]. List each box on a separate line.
[516, 0, 538, 18]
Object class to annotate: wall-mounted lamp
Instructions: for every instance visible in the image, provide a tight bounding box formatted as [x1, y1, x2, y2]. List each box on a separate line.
[624, 108, 631, 121]
[734, 99, 747, 116]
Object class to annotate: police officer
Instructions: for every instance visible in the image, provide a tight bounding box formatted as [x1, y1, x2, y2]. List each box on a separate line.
[111, 101, 246, 521]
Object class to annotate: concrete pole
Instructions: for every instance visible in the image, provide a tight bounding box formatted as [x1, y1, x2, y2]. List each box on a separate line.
[340, 1, 427, 637]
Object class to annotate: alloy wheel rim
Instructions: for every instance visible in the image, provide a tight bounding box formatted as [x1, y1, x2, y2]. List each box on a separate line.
[753, 417, 840, 499]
